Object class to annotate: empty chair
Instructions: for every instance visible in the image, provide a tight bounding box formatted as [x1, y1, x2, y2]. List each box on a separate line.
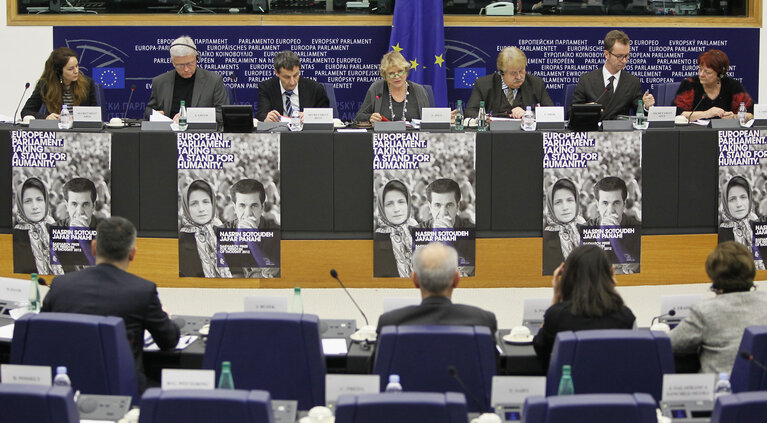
[321, 82, 339, 118]
[523, 393, 657, 423]
[730, 325, 767, 393]
[373, 325, 496, 412]
[652, 81, 681, 107]
[139, 388, 273, 423]
[202, 311, 325, 410]
[0, 384, 79, 423]
[546, 329, 674, 402]
[11, 312, 139, 402]
[563, 83, 577, 119]
[711, 391, 767, 423]
[423, 84, 436, 107]
[335, 392, 468, 423]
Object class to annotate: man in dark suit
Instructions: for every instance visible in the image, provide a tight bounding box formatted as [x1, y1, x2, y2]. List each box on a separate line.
[466, 46, 553, 118]
[571, 30, 655, 121]
[41, 216, 180, 392]
[257, 50, 330, 122]
[375, 242, 497, 334]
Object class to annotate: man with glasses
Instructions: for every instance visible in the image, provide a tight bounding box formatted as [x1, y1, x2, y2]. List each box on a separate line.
[145, 35, 229, 121]
[466, 46, 553, 118]
[572, 30, 654, 121]
[257, 50, 329, 122]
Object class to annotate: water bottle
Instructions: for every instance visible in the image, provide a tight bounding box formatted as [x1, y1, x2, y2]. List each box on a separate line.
[634, 99, 647, 130]
[454, 100, 464, 131]
[58, 105, 72, 129]
[28, 273, 40, 312]
[477, 101, 488, 132]
[178, 100, 188, 131]
[557, 365, 575, 395]
[385, 374, 403, 393]
[714, 372, 732, 398]
[738, 102, 748, 126]
[218, 361, 235, 389]
[289, 109, 303, 132]
[53, 366, 71, 387]
[522, 106, 536, 131]
[291, 287, 303, 313]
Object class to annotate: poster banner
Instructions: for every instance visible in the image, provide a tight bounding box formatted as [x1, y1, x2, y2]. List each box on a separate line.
[373, 132, 476, 278]
[542, 131, 642, 275]
[11, 130, 112, 275]
[717, 129, 767, 269]
[177, 132, 280, 278]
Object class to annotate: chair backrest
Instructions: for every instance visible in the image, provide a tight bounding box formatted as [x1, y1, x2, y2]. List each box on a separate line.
[563, 83, 577, 119]
[730, 325, 767, 393]
[423, 84, 436, 108]
[652, 82, 681, 107]
[0, 384, 79, 423]
[335, 392, 468, 423]
[10, 312, 138, 402]
[546, 329, 674, 402]
[38, 83, 106, 118]
[523, 393, 657, 423]
[711, 391, 767, 423]
[372, 325, 496, 412]
[226, 85, 237, 105]
[202, 311, 325, 410]
[138, 388, 274, 423]
[321, 82, 339, 118]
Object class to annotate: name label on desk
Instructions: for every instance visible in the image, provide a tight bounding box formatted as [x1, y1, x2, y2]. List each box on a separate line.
[660, 294, 703, 318]
[0, 276, 30, 305]
[535, 107, 564, 123]
[161, 369, 215, 390]
[491, 376, 546, 405]
[421, 107, 452, 123]
[73, 106, 102, 122]
[326, 374, 380, 404]
[754, 104, 767, 120]
[1, 364, 51, 386]
[303, 108, 334, 123]
[522, 298, 550, 322]
[243, 296, 288, 312]
[648, 106, 676, 122]
[187, 108, 216, 123]
[662, 374, 716, 402]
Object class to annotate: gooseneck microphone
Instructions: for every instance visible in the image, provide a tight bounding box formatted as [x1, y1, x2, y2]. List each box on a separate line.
[592, 85, 611, 106]
[330, 269, 369, 327]
[687, 94, 707, 123]
[13, 82, 31, 125]
[447, 365, 485, 412]
[739, 351, 767, 372]
[651, 309, 676, 327]
[123, 84, 136, 120]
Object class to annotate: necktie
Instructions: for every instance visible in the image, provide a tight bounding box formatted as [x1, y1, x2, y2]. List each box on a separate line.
[607, 76, 615, 94]
[506, 88, 517, 107]
[284, 90, 294, 116]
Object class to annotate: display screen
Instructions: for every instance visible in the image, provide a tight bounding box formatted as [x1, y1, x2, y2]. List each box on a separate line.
[505, 411, 521, 421]
[691, 410, 713, 418]
[671, 409, 687, 418]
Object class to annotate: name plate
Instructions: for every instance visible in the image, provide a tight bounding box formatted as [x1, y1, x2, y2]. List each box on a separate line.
[648, 106, 676, 122]
[660, 294, 703, 318]
[1, 364, 52, 386]
[421, 107, 451, 123]
[186, 107, 216, 123]
[382, 297, 420, 313]
[326, 374, 380, 405]
[373, 121, 406, 132]
[73, 106, 102, 122]
[754, 104, 767, 120]
[243, 296, 288, 312]
[535, 106, 564, 123]
[711, 119, 741, 129]
[662, 374, 716, 402]
[0, 276, 30, 305]
[161, 369, 215, 390]
[491, 376, 546, 405]
[522, 298, 550, 322]
[303, 108, 334, 123]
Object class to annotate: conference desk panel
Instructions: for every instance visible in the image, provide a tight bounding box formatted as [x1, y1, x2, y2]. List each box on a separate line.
[678, 128, 719, 230]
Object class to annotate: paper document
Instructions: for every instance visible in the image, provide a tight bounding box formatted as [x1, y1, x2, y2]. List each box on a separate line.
[149, 110, 172, 122]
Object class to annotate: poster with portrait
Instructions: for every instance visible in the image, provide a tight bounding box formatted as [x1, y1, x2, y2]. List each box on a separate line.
[11, 130, 112, 275]
[373, 132, 476, 278]
[177, 132, 280, 279]
[542, 131, 642, 275]
[717, 130, 767, 270]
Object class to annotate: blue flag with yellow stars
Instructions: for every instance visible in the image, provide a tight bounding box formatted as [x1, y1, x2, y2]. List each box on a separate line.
[388, 0, 448, 107]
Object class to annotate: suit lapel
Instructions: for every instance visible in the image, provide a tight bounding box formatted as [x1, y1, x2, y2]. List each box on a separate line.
[162, 73, 174, 113]
[191, 70, 205, 107]
[274, 79, 285, 114]
[494, 74, 512, 113]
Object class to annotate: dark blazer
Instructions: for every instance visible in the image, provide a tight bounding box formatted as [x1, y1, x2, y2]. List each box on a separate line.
[256, 77, 329, 121]
[21, 77, 98, 119]
[572, 68, 643, 121]
[145, 68, 229, 120]
[376, 296, 497, 335]
[465, 73, 554, 118]
[355, 79, 432, 123]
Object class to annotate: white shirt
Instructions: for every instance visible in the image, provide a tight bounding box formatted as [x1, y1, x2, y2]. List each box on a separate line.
[279, 81, 300, 115]
[601, 66, 621, 90]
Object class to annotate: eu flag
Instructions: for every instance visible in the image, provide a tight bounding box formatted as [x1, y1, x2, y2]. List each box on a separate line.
[93, 67, 125, 89]
[454, 67, 487, 89]
[389, 0, 448, 107]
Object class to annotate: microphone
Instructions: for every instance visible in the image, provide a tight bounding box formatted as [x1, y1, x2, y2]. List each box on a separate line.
[593, 86, 611, 106]
[447, 365, 485, 412]
[13, 82, 30, 125]
[122, 84, 136, 120]
[686, 93, 706, 123]
[330, 269, 369, 327]
[36, 277, 47, 286]
[651, 309, 676, 327]
[739, 351, 767, 372]
[230, 73, 238, 104]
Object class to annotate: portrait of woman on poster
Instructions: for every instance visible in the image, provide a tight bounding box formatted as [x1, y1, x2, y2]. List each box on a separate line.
[13, 177, 63, 275]
[179, 179, 232, 278]
[374, 180, 418, 277]
[542, 178, 586, 275]
[719, 175, 765, 269]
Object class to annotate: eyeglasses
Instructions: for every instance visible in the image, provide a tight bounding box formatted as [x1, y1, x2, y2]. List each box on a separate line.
[499, 69, 526, 77]
[607, 51, 630, 61]
[173, 61, 196, 70]
[386, 70, 407, 79]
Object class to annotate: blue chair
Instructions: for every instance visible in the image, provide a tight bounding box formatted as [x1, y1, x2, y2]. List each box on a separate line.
[335, 392, 468, 423]
[546, 330, 674, 402]
[139, 388, 274, 423]
[711, 391, 767, 423]
[652, 82, 681, 107]
[563, 83, 577, 119]
[10, 312, 139, 403]
[423, 84, 436, 107]
[202, 312, 325, 410]
[373, 325, 496, 412]
[226, 85, 237, 105]
[731, 326, 767, 393]
[523, 393, 657, 423]
[0, 384, 79, 423]
[321, 82, 339, 118]
[39, 83, 106, 118]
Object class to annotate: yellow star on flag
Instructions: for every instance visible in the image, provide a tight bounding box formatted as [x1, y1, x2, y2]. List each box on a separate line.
[410, 58, 419, 70]
[434, 54, 445, 67]
[392, 43, 403, 53]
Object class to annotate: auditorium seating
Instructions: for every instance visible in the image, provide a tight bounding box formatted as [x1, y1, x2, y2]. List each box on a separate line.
[710, 391, 767, 423]
[0, 384, 79, 423]
[201, 311, 325, 410]
[334, 392, 469, 423]
[523, 393, 657, 423]
[321, 82, 339, 118]
[138, 388, 274, 423]
[372, 325, 495, 412]
[563, 83, 577, 118]
[652, 82, 681, 106]
[424, 84, 436, 107]
[730, 325, 767, 393]
[546, 329, 674, 402]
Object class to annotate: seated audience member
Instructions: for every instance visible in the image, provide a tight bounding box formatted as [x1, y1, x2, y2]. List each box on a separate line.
[355, 51, 432, 124]
[41, 216, 180, 392]
[257, 50, 330, 122]
[21, 47, 97, 120]
[466, 46, 553, 118]
[145, 36, 228, 121]
[533, 245, 636, 365]
[375, 242, 497, 334]
[673, 49, 753, 122]
[670, 241, 767, 374]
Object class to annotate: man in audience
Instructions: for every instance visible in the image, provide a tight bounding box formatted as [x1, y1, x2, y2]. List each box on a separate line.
[587, 176, 640, 226]
[58, 177, 100, 228]
[376, 242, 497, 334]
[41, 216, 180, 392]
[419, 178, 474, 229]
[257, 50, 330, 122]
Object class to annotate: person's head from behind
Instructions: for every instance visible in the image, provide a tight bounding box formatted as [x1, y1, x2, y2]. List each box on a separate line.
[169, 36, 198, 79]
[412, 242, 459, 298]
[594, 176, 627, 224]
[19, 177, 48, 224]
[186, 180, 215, 225]
[425, 178, 461, 228]
[94, 216, 137, 264]
[380, 180, 410, 226]
[725, 176, 751, 221]
[273, 50, 301, 91]
[63, 177, 97, 223]
[706, 241, 755, 294]
[559, 245, 624, 317]
[549, 178, 579, 224]
[230, 178, 265, 227]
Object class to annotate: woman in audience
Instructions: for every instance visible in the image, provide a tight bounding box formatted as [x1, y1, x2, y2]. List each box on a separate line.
[670, 241, 767, 374]
[542, 178, 586, 275]
[533, 245, 636, 364]
[179, 179, 232, 278]
[13, 177, 62, 275]
[719, 175, 764, 269]
[374, 179, 418, 277]
[21, 47, 98, 120]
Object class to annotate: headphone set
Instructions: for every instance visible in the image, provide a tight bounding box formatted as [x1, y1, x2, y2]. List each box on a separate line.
[169, 42, 199, 62]
[711, 50, 728, 79]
